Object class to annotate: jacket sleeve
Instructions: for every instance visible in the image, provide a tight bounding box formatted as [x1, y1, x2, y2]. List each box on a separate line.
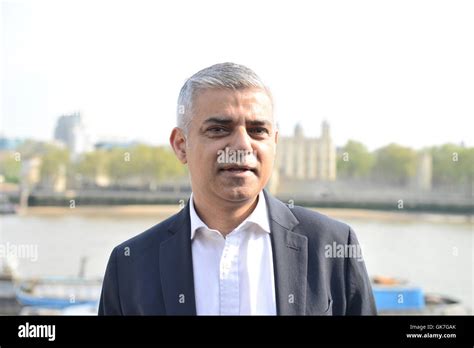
[345, 228, 377, 315]
[98, 247, 123, 315]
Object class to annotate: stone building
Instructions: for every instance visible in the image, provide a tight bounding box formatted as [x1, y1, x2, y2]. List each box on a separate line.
[274, 121, 337, 182]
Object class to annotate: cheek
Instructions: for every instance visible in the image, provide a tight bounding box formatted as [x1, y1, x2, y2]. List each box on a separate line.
[257, 143, 276, 164]
[189, 145, 219, 172]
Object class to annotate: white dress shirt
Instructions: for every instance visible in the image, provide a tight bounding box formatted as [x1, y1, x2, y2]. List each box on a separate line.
[190, 191, 277, 315]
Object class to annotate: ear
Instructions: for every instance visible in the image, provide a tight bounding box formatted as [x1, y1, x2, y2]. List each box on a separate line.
[169, 127, 187, 164]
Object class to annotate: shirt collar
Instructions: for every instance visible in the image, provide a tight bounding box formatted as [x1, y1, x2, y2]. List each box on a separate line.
[189, 191, 271, 240]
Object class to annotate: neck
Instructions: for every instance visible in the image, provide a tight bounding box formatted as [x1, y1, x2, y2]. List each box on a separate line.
[192, 192, 260, 236]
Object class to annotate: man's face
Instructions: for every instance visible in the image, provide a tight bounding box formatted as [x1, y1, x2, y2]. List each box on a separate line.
[171, 88, 277, 205]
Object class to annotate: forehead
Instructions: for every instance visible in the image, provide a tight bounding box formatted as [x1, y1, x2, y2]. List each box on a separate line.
[191, 88, 273, 122]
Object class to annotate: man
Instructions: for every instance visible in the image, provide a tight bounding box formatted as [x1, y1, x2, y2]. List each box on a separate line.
[98, 62, 377, 315]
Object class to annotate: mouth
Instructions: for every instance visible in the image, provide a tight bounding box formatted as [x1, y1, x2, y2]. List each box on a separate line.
[218, 165, 257, 174]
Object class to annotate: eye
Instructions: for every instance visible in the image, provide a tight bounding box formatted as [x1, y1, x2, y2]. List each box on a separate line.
[249, 127, 269, 135]
[207, 127, 229, 135]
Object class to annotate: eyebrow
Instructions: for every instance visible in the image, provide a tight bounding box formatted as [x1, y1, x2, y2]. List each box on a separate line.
[203, 117, 234, 125]
[247, 120, 272, 127]
[202, 117, 272, 127]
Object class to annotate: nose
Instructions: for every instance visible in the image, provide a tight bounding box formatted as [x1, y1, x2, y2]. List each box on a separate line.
[230, 126, 253, 152]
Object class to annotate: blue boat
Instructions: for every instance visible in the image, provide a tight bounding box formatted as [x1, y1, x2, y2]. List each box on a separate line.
[15, 277, 102, 310]
[371, 275, 466, 314]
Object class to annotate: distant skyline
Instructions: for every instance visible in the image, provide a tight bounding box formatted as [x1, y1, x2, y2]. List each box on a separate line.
[2, 0, 473, 151]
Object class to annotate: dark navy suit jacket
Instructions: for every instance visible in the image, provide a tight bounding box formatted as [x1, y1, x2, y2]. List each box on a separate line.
[98, 190, 377, 315]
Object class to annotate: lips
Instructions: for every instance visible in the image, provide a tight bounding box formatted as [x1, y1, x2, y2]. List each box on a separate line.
[219, 165, 256, 173]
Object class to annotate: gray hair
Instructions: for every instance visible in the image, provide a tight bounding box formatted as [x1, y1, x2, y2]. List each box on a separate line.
[176, 62, 273, 134]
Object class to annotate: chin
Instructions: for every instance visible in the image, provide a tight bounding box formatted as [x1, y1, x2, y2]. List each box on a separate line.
[218, 186, 259, 202]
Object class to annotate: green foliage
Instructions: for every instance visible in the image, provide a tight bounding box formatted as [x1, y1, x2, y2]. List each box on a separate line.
[39, 144, 70, 181]
[75, 145, 187, 186]
[0, 153, 21, 183]
[5, 138, 471, 189]
[372, 143, 417, 185]
[74, 150, 110, 184]
[337, 140, 374, 179]
[430, 144, 474, 186]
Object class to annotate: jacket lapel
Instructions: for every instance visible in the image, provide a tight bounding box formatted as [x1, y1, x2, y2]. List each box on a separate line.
[264, 190, 308, 315]
[159, 202, 197, 315]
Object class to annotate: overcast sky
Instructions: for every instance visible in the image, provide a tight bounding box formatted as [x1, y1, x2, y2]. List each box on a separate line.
[2, 0, 473, 150]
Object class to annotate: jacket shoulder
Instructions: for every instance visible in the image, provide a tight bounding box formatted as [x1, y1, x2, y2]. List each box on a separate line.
[113, 209, 183, 255]
[290, 205, 352, 242]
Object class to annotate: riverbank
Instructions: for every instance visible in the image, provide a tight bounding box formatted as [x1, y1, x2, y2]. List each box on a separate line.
[16, 205, 473, 225]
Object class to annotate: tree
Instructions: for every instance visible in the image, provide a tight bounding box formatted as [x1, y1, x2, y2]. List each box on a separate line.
[337, 140, 374, 179]
[79, 145, 188, 188]
[372, 143, 417, 185]
[74, 150, 110, 186]
[431, 144, 474, 187]
[0, 153, 21, 183]
[39, 144, 70, 187]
